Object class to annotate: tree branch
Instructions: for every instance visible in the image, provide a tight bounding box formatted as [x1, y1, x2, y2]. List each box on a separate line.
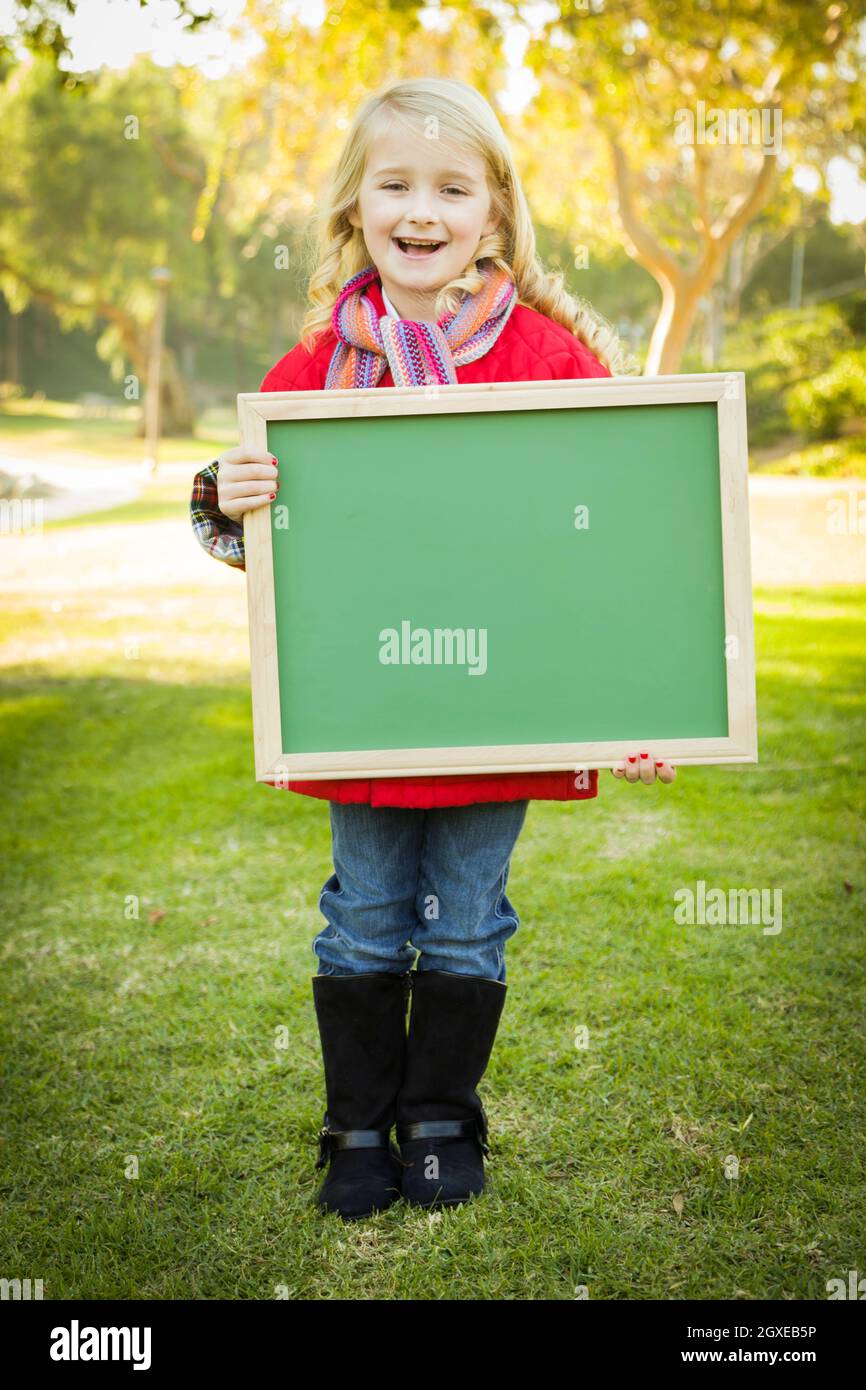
[605, 133, 682, 285]
[0, 258, 146, 370]
[151, 131, 204, 188]
[712, 150, 778, 248]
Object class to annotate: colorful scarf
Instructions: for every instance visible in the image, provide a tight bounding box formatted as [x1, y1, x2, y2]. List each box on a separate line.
[325, 260, 518, 389]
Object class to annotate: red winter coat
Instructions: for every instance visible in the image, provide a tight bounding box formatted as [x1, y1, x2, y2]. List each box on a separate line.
[209, 273, 611, 809]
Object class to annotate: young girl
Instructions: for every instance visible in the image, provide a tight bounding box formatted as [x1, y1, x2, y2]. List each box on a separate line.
[190, 76, 677, 1221]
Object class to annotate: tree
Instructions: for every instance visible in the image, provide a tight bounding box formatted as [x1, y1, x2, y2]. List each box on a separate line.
[515, 0, 866, 371]
[0, 57, 216, 429]
[203, 0, 507, 236]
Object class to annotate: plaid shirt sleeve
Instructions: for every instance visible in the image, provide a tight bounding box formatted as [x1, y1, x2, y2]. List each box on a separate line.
[190, 460, 246, 571]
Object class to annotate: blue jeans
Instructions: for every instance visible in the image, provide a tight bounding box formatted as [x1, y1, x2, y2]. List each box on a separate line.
[314, 800, 530, 983]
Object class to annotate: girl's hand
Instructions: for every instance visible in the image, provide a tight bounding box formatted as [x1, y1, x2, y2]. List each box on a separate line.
[611, 753, 677, 785]
[216, 447, 279, 521]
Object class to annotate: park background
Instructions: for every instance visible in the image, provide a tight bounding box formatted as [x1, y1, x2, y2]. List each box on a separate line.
[1, 0, 864, 1300]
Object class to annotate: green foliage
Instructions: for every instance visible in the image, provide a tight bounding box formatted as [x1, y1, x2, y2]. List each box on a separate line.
[841, 291, 866, 341]
[741, 221, 866, 315]
[0, 53, 314, 410]
[0, 58, 203, 363]
[758, 435, 866, 479]
[786, 349, 866, 440]
[2, 3, 865, 406]
[713, 303, 857, 447]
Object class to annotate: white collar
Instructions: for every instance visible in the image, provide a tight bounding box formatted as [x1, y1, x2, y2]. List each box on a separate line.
[380, 284, 399, 318]
[380, 282, 457, 321]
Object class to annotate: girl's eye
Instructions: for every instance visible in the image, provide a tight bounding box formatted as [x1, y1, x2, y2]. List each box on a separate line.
[382, 182, 467, 196]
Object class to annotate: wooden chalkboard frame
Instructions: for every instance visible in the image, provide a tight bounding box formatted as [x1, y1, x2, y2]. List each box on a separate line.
[238, 373, 756, 784]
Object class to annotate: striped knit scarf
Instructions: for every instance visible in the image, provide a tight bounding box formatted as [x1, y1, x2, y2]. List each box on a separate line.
[324, 261, 518, 390]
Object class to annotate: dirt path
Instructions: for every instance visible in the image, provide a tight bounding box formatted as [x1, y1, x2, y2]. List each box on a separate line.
[747, 475, 865, 587]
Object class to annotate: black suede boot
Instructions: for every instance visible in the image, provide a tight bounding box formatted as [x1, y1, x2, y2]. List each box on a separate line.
[312, 971, 410, 1220]
[396, 969, 507, 1208]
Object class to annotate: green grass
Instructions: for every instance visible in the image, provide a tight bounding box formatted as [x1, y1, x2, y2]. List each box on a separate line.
[0, 399, 233, 465]
[43, 483, 192, 530]
[1, 534, 864, 1297]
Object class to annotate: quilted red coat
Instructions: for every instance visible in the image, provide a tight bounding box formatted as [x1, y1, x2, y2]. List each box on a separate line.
[203, 272, 611, 809]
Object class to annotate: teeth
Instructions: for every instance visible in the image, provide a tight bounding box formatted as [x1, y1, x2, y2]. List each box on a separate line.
[397, 238, 441, 246]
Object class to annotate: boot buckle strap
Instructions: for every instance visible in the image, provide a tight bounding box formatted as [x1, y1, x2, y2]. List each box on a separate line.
[397, 1118, 490, 1156]
[316, 1126, 390, 1169]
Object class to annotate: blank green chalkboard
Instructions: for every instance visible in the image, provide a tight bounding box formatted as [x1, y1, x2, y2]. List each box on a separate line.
[238, 374, 756, 783]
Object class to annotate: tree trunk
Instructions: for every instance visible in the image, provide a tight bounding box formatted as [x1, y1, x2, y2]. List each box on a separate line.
[2, 304, 20, 384]
[645, 277, 708, 375]
[606, 133, 777, 374]
[160, 346, 195, 434]
[134, 346, 195, 435]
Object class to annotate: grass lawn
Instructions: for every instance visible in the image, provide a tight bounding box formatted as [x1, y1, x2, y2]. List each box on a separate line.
[0, 398, 234, 467]
[43, 484, 193, 530]
[1, 522, 863, 1300]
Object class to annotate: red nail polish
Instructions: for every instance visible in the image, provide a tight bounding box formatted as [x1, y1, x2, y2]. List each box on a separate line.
[655, 761, 664, 767]
[640, 752, 648, 759]
[627, 756, 637, 763]
[269, 492, 276, 500]
[270, 456, 278, 465]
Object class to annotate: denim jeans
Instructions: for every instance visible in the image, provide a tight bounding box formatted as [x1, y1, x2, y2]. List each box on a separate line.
[314, 799, 530, 983]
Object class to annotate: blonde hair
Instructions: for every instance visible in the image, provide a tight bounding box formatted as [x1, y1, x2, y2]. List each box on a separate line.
[299, 77, 639, 375]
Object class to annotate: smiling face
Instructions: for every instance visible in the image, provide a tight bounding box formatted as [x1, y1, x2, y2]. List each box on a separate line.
[347, 117, 500, 322]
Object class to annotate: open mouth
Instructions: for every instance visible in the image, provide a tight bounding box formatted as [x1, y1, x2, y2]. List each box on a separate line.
[392, 237, 447, 259]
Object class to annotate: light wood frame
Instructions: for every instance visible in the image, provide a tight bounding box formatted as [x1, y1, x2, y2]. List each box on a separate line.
[238, 373, 757, 784]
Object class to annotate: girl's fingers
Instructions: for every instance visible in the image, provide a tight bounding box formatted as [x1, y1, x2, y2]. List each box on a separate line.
[220, 475, 280, 499]
[218, 454, 279, 489]
[613, 754, 678, 784]
[219, 447, 278, 469]
[222, 493, 276, 517]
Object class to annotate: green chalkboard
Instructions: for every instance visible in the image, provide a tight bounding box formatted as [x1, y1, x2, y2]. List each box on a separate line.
[265, 399, 728, 758]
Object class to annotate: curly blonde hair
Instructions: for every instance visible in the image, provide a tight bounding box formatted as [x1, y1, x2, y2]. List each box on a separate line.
[299, 76, 639, 375]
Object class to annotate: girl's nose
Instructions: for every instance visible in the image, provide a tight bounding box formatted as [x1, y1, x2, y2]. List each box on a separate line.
[407, 198, 438, 223]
